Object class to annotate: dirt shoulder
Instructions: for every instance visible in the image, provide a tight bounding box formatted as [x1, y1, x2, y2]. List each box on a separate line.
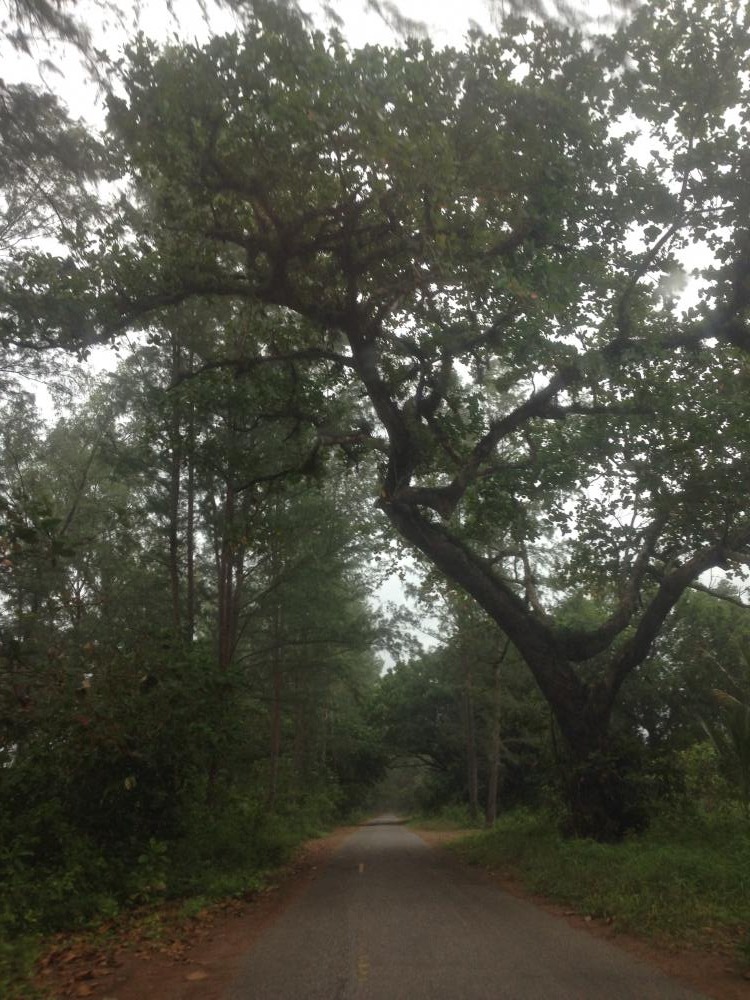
[412, 827, 750, 1000]
[35, 826, 355, 1000]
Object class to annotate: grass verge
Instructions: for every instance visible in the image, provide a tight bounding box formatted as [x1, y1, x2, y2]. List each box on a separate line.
[407, 804, 483, 831]
[449, 807, 750, 957]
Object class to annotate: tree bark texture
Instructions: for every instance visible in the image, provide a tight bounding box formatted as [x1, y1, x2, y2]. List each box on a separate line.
[462, 652, 479, 820]
[485, 638, 510, 827]
[267, 625, 283, 810]
[185, 353, 196, 644]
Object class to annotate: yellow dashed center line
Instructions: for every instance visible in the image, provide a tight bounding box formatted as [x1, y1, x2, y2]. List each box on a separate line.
[357, 955, 371, 981]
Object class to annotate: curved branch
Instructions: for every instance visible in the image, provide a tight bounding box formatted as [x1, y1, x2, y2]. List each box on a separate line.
[606, 521, 750, 702]
[168, 348, 353, 389]
[555, 514, 668, 661]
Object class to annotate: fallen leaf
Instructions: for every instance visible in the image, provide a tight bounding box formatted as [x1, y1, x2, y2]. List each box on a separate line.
[185, 970, 210, 981]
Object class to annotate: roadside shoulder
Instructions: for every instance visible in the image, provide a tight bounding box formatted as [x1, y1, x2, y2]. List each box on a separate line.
[410, 824, 749, 1000]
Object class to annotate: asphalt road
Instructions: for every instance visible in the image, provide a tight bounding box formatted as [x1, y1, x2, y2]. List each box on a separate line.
[228, 815, 706, 1000]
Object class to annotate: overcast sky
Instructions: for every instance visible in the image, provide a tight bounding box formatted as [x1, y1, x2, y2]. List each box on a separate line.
[7, 0, 491, 112]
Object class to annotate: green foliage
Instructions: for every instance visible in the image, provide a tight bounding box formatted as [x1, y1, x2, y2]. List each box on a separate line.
[678, 741, 731, 811]
[375, 606, 548, 819]
[168, 789, 336, 899]
[713, 688, 750, 813]
[45, 0, 749, 841]
[0, 933, 41, 1000]
[4, 0, 750, 844]
[452, 807, 750, 945]
[0, 344, 387, 993]
[3, 3, 750, 984]
[408, 803, 481, 831]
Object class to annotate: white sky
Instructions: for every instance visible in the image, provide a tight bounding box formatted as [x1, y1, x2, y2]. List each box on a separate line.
[6, 0, 624, 121]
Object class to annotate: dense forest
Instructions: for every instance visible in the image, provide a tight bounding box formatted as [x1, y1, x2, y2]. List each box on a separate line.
[2, 0, 750, 991]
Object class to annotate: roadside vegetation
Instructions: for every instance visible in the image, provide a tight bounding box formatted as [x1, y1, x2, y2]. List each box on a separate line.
[1, 798, 344, 999]
[450, 807, 750, 959]
[407, 805, 483, 831]
[388, 594, 750, 967]
[3, 0, 750, 996]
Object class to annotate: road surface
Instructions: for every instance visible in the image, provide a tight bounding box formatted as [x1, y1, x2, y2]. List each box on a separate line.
[228, 815, 706, 1000]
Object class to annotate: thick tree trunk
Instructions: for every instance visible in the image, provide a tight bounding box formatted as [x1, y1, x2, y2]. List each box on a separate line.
[379, 498, 725, 839]
[383, 499, 595, 727]
[555, 702, 648, 840]
[485, 638, 510, 827]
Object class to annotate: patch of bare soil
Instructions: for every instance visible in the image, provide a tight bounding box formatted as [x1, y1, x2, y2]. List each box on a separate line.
[35, 827, 354, 1000]
[413, 827, 750, 1000]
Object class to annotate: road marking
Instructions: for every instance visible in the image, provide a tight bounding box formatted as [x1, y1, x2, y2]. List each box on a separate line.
[358, 862, 365, 873]
[357, 954, 370, 981]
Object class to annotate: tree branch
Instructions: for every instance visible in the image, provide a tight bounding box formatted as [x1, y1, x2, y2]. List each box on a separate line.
[647, 568, 750, 611]
[555, 514, 668, 661]
[168, 348, 353, 389]
[606, 521, 750, 702]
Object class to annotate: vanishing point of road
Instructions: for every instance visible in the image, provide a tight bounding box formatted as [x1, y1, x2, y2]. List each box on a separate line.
[228, 815, 706, 1000]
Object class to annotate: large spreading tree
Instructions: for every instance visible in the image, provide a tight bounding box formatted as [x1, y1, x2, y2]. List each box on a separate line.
[5, 0, 750, 837]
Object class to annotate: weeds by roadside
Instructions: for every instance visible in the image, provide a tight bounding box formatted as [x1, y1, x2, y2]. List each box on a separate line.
[450, 806, 750, 961]
[407, 804, 484, 831]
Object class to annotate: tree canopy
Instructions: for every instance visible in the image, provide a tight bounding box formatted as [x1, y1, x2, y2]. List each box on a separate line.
[3, 0, 750, 838]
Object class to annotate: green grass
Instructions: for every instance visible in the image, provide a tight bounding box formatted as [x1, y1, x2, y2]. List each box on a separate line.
[0, 936, 43, 1000]
[450, 807, 750, 951]
[408, 803, 484, 831]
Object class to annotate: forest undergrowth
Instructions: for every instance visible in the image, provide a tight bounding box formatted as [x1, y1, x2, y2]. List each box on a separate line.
[0, 790, 348, 999]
